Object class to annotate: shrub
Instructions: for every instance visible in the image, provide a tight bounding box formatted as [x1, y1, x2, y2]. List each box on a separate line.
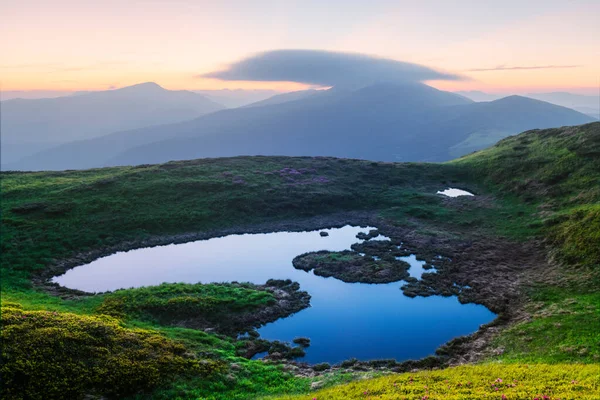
[0, 306, 224, 399]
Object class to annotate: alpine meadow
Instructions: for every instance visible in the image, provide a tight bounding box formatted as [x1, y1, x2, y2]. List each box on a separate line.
[2, 2, 599, 399]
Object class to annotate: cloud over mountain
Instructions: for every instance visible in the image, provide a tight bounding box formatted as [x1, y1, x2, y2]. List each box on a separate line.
[201, 49, 465, 87]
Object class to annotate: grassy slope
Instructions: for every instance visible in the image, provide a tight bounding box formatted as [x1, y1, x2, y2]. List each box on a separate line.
[1, 157, 458, 292]
[1, 123, 599, 399]
[453, 123, 600, 365]
[453, 122, 600, 272]
[1, 157, 472, 399]
[272, 122, 600, 399]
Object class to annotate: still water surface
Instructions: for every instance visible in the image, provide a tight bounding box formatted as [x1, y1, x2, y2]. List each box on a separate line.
[54, 226, 495, 363]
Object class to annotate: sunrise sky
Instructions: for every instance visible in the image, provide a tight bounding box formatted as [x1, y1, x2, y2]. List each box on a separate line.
[2, 0, 599, 94]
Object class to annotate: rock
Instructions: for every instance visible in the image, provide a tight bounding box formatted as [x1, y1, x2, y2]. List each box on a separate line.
[312, 362, 330, 372]
[293, 337, 311, 347]
[356, 229, 380, 240]
[311, 381, 324, 390]
[319, 231, 329, 237]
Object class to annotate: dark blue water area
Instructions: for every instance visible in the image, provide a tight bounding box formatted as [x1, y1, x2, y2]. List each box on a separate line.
[53, 225, 495, 364]
[257, 281, 491, 363]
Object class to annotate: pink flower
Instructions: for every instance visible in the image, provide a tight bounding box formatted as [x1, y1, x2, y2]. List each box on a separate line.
[495, 378, 503, 383]
[502, 395, 507, 400]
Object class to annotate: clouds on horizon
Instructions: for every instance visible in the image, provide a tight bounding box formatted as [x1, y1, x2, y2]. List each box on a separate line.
[468, 64, 581, 72]
[200, 50, 465, 87]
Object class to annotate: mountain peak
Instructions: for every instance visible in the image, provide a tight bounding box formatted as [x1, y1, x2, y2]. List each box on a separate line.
[115, 82, 166, 93]
[493, 95, 540, 104]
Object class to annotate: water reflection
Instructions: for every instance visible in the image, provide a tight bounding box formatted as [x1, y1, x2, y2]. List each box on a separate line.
[53, 226, 494, 363]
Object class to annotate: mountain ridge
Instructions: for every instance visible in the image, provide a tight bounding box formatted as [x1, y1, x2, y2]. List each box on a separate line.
[1, 82, 225, 165]
[5, 83, 594, 171]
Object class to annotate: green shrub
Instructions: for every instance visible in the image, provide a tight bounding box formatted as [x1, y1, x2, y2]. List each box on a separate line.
[0, 306, 224, 399]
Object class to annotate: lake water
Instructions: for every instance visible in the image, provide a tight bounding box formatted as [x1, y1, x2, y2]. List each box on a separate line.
[437, 188, 475, 197]
[53, 226, 495, 364]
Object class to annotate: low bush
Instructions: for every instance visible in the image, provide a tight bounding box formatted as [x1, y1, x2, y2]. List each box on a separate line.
[0, 305, 224, 399]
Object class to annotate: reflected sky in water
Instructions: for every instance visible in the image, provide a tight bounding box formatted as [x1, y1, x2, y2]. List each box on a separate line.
[54, 226, 495, 363]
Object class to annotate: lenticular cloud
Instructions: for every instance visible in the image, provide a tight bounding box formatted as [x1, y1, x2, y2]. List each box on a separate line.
[201, 49, 465, 87]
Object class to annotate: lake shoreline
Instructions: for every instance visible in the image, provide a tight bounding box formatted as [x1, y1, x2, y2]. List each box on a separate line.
[32, 209, 548, 372]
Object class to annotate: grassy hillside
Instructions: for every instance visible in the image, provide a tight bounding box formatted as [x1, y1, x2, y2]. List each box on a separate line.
[1, 122, 598, 399]
[454, 122, 600, 273]
[270, 122, 600, 399]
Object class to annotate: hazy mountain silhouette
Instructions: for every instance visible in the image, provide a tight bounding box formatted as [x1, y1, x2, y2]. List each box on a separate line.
[457, 90, 599, 119]
[1, 82, 224, 164]
[7, 83, 594, 171]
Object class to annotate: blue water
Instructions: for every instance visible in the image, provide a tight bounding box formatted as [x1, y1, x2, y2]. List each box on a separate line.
[53, 226, 495, 364]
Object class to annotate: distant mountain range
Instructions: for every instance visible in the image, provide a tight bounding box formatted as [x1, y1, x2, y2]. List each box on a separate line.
[456, 90, 599, 119]
[6, 82, 594, 171]
[1, 83, 224, 164]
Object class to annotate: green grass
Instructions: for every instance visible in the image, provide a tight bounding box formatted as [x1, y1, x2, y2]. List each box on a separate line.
[489, 290, 600, 364]
[96, 282, 276, 323]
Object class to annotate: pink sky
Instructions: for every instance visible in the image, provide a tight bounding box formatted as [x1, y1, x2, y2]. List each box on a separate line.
[1, 0, 598, 94]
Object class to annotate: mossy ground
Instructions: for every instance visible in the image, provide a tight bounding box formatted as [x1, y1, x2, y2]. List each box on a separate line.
[1, 123, 599, 398]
